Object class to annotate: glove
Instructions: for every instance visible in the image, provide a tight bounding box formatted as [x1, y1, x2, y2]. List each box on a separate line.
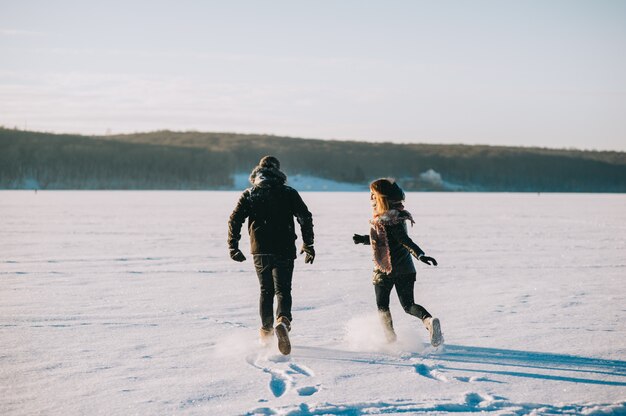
[352, 234, 369, 245]
[230, 248, 246, 262]
[300, 244, 315, 264]
[419, 255, 437, 266]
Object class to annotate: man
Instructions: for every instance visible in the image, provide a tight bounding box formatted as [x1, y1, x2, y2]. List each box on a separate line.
[228, 155, 314, 355]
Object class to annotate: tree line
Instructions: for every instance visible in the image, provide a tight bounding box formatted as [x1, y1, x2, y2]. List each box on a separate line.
[1, 128, 625, 191]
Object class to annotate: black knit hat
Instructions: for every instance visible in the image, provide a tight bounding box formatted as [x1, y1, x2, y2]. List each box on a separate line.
[259, 155, 280, 170]
[371, 178, 405, 201]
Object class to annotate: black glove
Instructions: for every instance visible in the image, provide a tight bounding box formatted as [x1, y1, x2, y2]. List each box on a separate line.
[300, 244, 315, 264]
[230, 248, 246, 262]
[419, 255, 437, 266]
[352, 234, 369, 245]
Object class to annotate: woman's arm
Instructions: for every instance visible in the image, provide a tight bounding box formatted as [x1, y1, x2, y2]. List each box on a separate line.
[387, 223, 425, 258]
[353, 234, 370, 245]
[388, 224, 438, 266]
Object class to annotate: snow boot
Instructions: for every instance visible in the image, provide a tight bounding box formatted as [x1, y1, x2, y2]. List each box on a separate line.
[259, 327, 274, 346]
[275, 316, 291, 355]
[379, 310, 397, 343]
[423, 317, 444, 347]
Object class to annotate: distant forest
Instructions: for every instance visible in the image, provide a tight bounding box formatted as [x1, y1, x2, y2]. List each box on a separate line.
[1, 128, 625, 192]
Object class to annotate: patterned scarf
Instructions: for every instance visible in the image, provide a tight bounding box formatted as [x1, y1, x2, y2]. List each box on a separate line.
[369, 205, 415, 273]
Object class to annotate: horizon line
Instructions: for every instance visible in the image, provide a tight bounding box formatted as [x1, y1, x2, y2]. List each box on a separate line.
[1, 125, 624, 154]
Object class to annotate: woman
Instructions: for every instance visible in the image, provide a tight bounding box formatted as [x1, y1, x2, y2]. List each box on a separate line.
[353, 178, 443, 347]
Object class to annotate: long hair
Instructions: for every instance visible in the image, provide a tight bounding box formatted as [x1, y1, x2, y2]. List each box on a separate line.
[370, 179, 393, 215]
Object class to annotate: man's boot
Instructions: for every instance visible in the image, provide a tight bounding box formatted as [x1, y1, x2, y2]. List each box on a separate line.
[259, 327, 274, 346]
[275, 316, 291, 355]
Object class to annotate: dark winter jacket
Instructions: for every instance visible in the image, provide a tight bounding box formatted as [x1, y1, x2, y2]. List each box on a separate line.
[228, 170, 314, 259]
[364, 218, 425, 276]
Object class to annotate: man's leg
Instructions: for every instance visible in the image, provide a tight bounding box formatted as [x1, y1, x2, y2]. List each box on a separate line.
[273, 256, 294, 324]
[253, 255, 275, 331]
[272, 256, 294, 355]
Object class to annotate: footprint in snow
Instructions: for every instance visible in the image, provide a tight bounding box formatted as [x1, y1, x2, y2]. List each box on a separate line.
[268, 371, 289, 397]
[456, 375, 505, 384]
[297, 385, 319, 396]
[414, 363, 449, 382]
[288, 363, 314, 377]
[246, 353, 319, 399]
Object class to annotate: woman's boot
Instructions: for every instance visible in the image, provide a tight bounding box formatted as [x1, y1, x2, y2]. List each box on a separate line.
[379, 310, 397, 343]
[423, 317, 444, 347]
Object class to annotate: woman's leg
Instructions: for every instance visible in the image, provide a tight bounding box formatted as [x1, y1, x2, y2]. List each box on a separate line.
[374, 276, 394, 312]
[374, 276, 397, 342]
[394, 273, 432, 320]
[394, 274, 444, 346]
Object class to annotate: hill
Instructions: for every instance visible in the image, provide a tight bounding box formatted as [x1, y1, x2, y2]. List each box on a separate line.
[1, 128, 625, 191]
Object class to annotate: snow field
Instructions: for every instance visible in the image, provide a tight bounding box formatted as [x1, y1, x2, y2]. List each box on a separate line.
[1, 191, 625, 415]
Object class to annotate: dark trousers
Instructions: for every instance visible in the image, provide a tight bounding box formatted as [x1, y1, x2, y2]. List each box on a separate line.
[375, 273, 431, 320]
[253, 254, 294, 330]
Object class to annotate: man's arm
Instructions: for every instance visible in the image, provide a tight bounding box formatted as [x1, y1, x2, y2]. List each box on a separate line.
[291, 189, 315, 263]
[291, 190, 314, 246]
[228, 190, 251, 259]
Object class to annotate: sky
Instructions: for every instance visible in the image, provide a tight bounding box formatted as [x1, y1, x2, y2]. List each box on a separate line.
[1, 0, 625, 151]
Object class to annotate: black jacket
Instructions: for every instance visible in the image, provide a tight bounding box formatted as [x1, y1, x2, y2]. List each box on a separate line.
[228, 179, 314, 259]
[384, 221, 424, 274]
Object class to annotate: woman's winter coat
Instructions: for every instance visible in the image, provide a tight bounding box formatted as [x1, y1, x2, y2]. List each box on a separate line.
[366, 209, 425, 276]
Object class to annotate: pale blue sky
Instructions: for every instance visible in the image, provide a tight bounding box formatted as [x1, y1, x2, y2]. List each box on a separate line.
[1, 0, 625, 151]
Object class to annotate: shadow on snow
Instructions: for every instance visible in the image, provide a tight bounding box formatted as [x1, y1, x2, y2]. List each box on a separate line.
[294, 344, 626, 387]
[425, 344, 626, 386]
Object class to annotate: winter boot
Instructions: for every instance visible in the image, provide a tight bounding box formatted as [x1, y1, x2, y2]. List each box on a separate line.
[423, 317, 444, 347]
[378, 310, 397, 343]
[275, 316, 291, 355]
[259, 327, 274, 346]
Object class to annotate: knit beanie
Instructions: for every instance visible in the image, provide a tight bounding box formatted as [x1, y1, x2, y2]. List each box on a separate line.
[259, 155, 280, 170]
[371, 178, 405, 201]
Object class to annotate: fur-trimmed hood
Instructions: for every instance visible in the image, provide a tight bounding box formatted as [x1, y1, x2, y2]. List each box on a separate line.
[249, 155, 287, 188]
[249, 166, 287, 187]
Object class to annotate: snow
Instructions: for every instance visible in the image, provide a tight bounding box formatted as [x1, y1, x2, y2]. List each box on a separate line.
[1, 191, 625, 415]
